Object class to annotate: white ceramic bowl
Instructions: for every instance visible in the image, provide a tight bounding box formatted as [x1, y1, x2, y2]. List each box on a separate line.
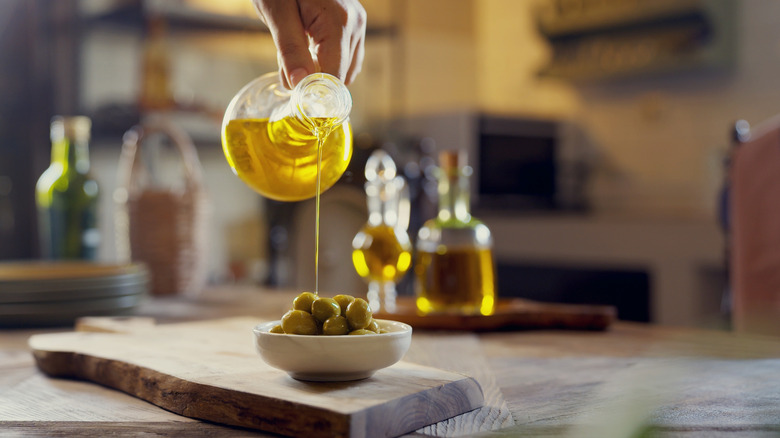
[253, 319, 412, 381]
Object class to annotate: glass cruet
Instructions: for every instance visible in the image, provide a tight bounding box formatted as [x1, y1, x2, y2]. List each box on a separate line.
[351, 150, 412, 313]
[414, 150, 496, 316]
[221, 72, 353, 201]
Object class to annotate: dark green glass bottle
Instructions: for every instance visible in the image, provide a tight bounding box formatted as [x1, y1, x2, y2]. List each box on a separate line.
[36, 116, 100, 259]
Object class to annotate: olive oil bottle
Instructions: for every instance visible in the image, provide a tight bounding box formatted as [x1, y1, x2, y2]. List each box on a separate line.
[36, 116, 100, 259]
[415, 151, 496, 316]
[352, 150, 412, 313]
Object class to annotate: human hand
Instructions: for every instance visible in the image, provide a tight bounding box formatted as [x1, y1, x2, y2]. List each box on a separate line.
[253, 0, 366, 88]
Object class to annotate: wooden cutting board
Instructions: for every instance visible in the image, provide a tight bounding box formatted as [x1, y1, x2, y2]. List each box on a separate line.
[375, 297, 616, 331]
[28, 317, 484, 438]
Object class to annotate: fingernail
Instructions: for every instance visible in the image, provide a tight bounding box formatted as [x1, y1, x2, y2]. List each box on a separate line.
[289, 68, 308, 87]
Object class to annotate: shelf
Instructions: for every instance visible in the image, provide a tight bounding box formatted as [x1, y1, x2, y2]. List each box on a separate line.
[83, 0, 397, 37]
[89, 103, 223, 146]
[535, 0, 736, 82]
[537, 0, 704, 38]
[83, 0, 268, 33]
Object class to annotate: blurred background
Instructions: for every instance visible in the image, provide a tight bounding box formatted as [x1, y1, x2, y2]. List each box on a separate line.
[2, 0, 777, 328]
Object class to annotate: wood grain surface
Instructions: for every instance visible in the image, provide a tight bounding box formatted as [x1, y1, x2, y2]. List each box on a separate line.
[375, 297, 615, 331]
[28, 317, 484, 438]
[7, 286, 780, 437]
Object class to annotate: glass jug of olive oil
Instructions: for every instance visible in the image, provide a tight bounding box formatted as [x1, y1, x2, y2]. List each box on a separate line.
[221, 72, 352, 201]
[222, 72, 352, 295]
[351, 150, 412, 313]
[415, 151, 496, 316]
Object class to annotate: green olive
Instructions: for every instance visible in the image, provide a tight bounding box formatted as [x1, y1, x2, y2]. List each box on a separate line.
[346, 298, 372, 330]
[311, 297, 341, 322]
[269, 324, 284, 334]
[281, 310, 319, 335]
[333, 294, 355, 315]
[322, 316, 349, 335]
[349, 329, 375, 336]
[293, 292, 318, 313]
[366, 319, 381, 333]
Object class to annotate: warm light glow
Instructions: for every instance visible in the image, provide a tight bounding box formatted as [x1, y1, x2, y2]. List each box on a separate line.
[416, 296, 432, 315]
[480, 250, 496, 316]
[342, 124, 352, 160]
[382, 265, 396, 279]
[182, 0, 257, 17]
[352, 250, 369, 278]
[397, 251, 411, 273]
[480, 295, 495, 316]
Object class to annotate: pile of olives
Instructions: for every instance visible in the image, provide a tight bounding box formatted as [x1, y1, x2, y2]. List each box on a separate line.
[271, 292, 383, 335]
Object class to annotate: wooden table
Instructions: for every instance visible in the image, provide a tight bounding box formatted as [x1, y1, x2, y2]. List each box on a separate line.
[2, 286, 779, 437]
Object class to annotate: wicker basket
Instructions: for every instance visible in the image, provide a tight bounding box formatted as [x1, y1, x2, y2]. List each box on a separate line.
[115, 120, 210, 296]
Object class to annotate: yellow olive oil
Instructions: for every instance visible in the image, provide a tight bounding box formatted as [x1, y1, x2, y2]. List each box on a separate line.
[223, 116, 352, 294]
[415, 246, 496, 316]
[222, 117, 352, 202]
[313, 128, 325, 294]
[352, 224, 412, 283]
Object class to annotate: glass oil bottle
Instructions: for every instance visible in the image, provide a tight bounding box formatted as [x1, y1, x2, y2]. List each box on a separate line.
[415, 150, 496, 316]
[221, 72, 352, 202]
[222, 71, 352, 295]
[36, 116, 100, 260]
[352, 150, 412, 313]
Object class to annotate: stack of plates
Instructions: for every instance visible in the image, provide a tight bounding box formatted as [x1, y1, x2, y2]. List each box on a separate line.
[0, 261, 148, 328]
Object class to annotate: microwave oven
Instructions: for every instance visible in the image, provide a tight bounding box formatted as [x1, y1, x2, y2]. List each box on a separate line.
[391, 112, 592, 212]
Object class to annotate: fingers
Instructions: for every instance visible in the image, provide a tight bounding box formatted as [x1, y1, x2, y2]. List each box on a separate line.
[254, 0, 366, 87]
[301, 0, 366, 85]
[254, 0, 315, 88]
[311, 35, 350, 84]
[345, 32, 365, 85]
[345, 1, 366, 85]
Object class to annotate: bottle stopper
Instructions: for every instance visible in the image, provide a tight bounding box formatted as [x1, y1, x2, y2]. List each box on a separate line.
[439, 150, 467, 172]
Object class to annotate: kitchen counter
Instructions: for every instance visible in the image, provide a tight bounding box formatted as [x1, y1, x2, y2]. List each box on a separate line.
[1, 285, 778, 437]
[482, 214, 724, 327]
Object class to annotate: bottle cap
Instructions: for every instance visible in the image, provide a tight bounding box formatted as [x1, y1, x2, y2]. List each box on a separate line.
[365, 149, 396, 183]
[51, 116, 91, 142]
[438, 150, 467, 171]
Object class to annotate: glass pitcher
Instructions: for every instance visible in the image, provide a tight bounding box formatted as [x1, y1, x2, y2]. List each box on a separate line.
[351, 150, 412, 313]
[221, 72, 352, 201]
